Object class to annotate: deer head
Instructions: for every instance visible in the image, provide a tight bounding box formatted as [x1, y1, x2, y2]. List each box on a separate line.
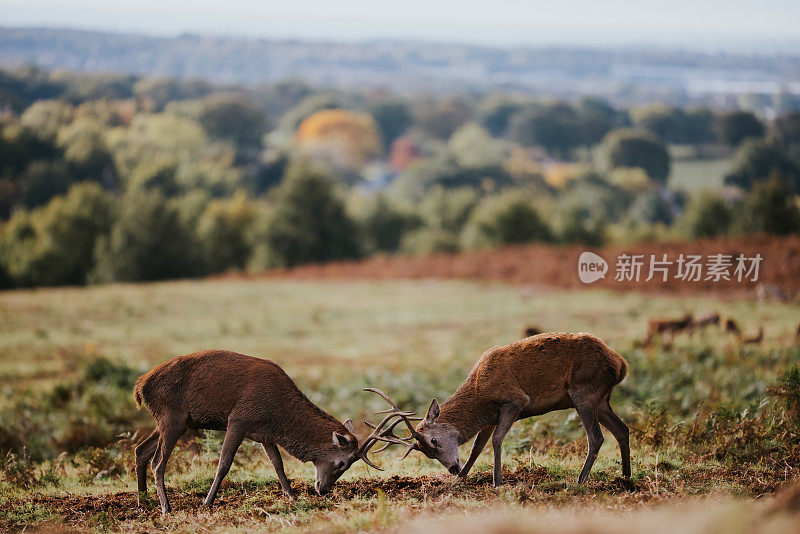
[359, 389, 462, 475]
[312, 418, 360, 495]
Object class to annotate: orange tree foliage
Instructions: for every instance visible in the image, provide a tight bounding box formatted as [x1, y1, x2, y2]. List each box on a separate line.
[295, 109, 382, 168]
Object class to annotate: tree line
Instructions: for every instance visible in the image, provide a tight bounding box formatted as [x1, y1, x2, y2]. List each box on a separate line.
[1, 65, 799, 288]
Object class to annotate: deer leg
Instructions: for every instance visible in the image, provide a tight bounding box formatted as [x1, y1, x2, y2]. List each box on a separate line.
[153, 420, 185, 515]
[491, 397, 529, 487]
[459, 426, 494, 478]
[598, 402, 631, 480]
[571, 393, 604, 484]
[134, 430, 159, 501]
[262, 442, 295, 498]
[204, 423, 246, 508]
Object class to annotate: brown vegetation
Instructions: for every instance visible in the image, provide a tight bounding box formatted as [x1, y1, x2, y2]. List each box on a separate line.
[264, 235, 800, 298]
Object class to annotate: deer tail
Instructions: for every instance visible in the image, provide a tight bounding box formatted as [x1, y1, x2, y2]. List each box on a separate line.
[615, 356, 628, 385]
[133, 377, 145, 409]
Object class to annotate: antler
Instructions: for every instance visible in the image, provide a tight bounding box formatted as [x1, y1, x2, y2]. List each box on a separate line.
[357, 388, 422, 469]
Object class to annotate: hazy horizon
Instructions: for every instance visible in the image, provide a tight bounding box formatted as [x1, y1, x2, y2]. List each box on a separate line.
[2, 0, 800, 54]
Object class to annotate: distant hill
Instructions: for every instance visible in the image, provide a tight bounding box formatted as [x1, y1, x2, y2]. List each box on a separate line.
[1, 27, 799, 103]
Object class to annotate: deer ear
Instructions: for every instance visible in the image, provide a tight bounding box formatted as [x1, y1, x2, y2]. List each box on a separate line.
[343, 418, 355, 434]
[425, 398, 440, 423]
[332, 431, 349, 448]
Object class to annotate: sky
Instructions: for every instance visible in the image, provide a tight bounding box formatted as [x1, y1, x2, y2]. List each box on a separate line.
[2, 0, 799, 52]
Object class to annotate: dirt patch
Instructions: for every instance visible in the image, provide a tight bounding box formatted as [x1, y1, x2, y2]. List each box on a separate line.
[253, 235, 800, 298]
[8, 464, 788, 531]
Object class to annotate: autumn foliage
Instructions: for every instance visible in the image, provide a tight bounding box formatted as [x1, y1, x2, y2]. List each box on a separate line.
[296, 109, 382, 167]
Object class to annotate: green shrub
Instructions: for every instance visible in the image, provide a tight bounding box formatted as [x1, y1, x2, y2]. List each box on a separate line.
[675, 193, 732, 239]
[735, 175, 800, 235]
[0, 182, 113, 286]
[400, 227, 461, 255]
[196, 192, 257, 273]
[724, 139, 800, 193]
[461, 193, 552, 250]
[253, 162, 360, 268]
[351, 194, 420, 254]
[556, 205, 607, 246]
[90, 188, 201, 282]
[627, 190, 674, 225]
[600, 128, 671, 184]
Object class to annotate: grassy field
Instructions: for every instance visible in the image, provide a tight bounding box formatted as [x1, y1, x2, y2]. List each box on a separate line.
[1, 278, 800, 532]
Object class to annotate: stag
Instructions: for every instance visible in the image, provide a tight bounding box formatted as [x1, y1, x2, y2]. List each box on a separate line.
[133, 350, 410, 514]
[368, 333, 630, 487]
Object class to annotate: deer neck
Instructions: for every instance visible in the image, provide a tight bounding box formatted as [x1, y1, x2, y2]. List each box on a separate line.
[438, 383, 494, 445]
[274, 398, 344, 463]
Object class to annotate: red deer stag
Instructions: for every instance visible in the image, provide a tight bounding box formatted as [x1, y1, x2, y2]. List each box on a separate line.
[133, 350, 407, 514]
[368, 333, 630, 487]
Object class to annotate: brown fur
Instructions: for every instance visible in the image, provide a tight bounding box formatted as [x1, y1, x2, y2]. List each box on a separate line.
[411, 333, 630, 487]
[692, 312, 720, 329]
[644, 313, 693, 346]
[725, 318, 742, 336]
[741, 327, 764, 344]
[133, 350, 359, 514]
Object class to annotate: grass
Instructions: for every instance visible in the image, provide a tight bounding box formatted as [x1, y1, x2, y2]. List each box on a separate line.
[669, 157, 731, 192]
[1, 278, 800, 532]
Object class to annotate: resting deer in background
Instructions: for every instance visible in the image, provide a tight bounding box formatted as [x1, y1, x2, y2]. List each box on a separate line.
[644, 313, 693, 346]
[741, 327, 764, 345]
[692, 312, 720, 329]
[369, 333, 630, 487]
[133, 350, 403, 515]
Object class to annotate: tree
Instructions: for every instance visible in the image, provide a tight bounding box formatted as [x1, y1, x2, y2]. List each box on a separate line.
[389, 154, 511, 201]
[601, 129, 671, 184]
[448, 123, 505, 168]
[368, 100, 411, 147]
[350, 194, 420, 254]
[736, 175, 800, 235]
[461, 193, 552, 250]
[414, 98, 472, 140]
[770, 111, 800, 160]
[255, 163, 360, 268]
[724, 139, 800, 193]
[17, 160, 73, 208]
[479, 98, 522, 137]
[0, 182, 113, 286]
[676, 193, 732, 238]
[717, 110, 765, 147]
[90, 188, 200, 282]
[508, 103, 582, 158]
[198, 95, 266, 147]
[627, 190, 674, 225]
[556, 204, 606, 247]
[577, 97, 617, 148]
[196, 192, 257, 273]
[296, 109, 382, 169]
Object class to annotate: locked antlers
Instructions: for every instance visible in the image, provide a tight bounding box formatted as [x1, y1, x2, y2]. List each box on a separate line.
[357, 388, 422, 469]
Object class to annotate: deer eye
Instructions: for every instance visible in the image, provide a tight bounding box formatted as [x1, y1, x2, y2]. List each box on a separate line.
[338, 461, 345, 469]
[430, 438, 438, 447]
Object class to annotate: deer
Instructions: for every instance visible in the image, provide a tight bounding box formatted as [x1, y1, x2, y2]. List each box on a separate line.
[523, 326, 542, 337]
[692, 312, 720, 329]
[741, 327, 764, 345]
[133, 350, 410, 515]
[367, 333, 630, 487]
[644, 313, 693, 346]
[724, 318, 742, 336]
